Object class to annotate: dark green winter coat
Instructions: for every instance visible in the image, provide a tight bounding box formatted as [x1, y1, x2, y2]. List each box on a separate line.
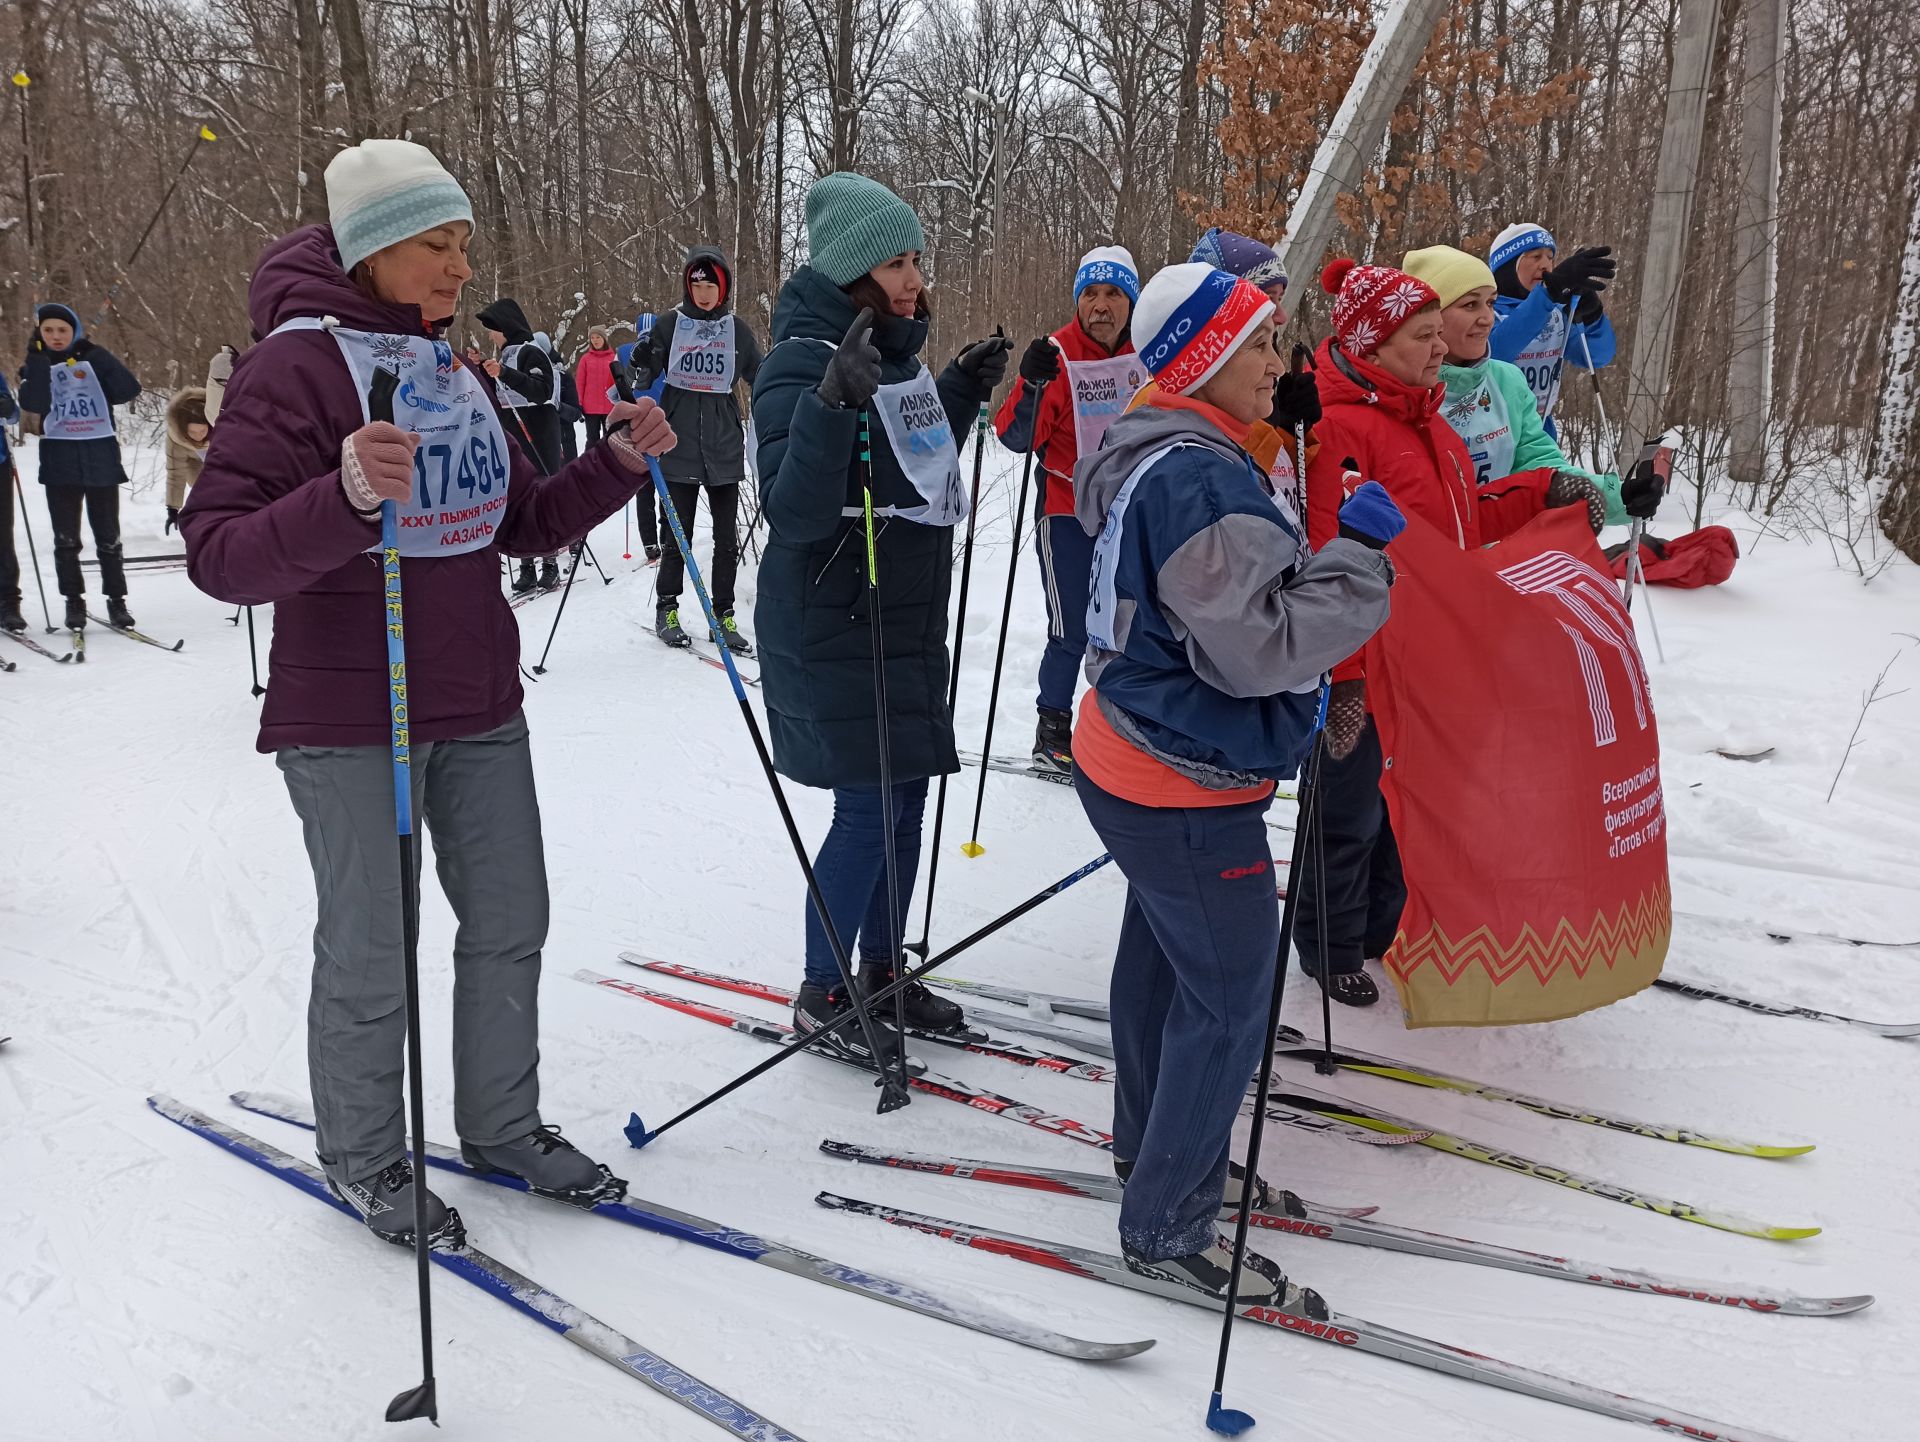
[751, 266, 988, 789]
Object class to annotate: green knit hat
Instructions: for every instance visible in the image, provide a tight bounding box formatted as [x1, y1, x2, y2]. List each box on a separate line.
[805, 173, 926, 287]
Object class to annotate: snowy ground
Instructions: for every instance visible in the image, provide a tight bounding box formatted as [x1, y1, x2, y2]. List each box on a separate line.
[3, 424, 1918, 1442]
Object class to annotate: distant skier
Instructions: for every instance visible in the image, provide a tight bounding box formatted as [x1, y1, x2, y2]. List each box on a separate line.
[164, 387, 211, 535]
[477, 297, 564, 591]
[1485, 223, 1616, 434]
[575, 326, 620, 448]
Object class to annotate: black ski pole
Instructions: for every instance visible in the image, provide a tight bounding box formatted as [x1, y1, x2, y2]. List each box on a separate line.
[609, 359, 908, 1118]
[86, 125, 217, 337]
[1206, 726, 1326, 1437]
[857, 409, 914, 1098]
[908, 401, 991, 960]
[629, 850, 1113, 1148]
[961, 377, 1048, 858]
[245, 605, 265, 698]
[582, 537, 613, 585]
[369, 366, 441, 1426]
[1311, 743, 1338, 1076]
[11, 465, 54, 633]
[227, 604, 242, 626]
[530, 540, 587, 676]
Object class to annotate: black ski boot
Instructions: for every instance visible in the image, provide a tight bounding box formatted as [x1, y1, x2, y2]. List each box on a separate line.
[860, 957, 966, 1034]
[326, 1156, 464, 1249]
[655, 602, 691, 648]
[1114, 1155, 1304, 1221]
[1122, 1235, 1305, 1307]
[794, 979, 909, 1070]
[538, 557, 563, 591]
[63, 596, 87, 630]
[1, 596, 24, 633]
[711, 610, 755, 657]
[461, 1125, 626, 1208]
[107, 598, 136, 630]
[1033, 706, 1074, 775]
[1324, 970, 1380, 1008]
[511, 560, 538, 595]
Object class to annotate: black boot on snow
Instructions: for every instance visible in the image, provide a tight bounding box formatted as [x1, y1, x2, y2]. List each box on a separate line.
[461, 1125, 626, 1207]
[711, 611, 755, 657]
[644, 544, 662, 563]
[538, 558, 563, 591]
[655, 602, 691, 648]
[1123, 1236, 1304, 1307]
[511, 560, 538, 595]
[794, 979, 909, 1070]
[1032, 707, 1074, 774]
[859, 958, 966, 1034]
[1, 596, 24, 633]
[107, 598, 136, 630]
[326, 1156, 464, 1248]
[63, 596, 87, 630]
[1324, 970, 1380, 1008]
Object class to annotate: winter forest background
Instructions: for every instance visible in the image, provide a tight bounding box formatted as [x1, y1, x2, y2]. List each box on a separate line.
[4, 0, 1918, 559]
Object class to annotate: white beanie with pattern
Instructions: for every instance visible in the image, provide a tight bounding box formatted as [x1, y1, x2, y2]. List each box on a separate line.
[325, 140, 475, 273]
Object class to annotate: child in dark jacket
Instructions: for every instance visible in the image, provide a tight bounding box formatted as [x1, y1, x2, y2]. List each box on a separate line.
[19, 301, 143, 630]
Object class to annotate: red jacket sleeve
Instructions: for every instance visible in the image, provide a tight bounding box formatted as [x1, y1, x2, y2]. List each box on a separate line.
[1475, 464, 1553, 543]
[1303, 417, 1366, 683]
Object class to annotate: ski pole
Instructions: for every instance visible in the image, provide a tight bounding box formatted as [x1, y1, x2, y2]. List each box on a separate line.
[1311, 712, 1338, 1077]
[908, 401, 991, 960]
[245, 604, 265, 698]
[630, 851, 1114, 1148]
[86, 126, 218, 337]
[858, 409, 915, 1097]
[530, 540, 587, 676]
[623, 497, 632, 560]
[1207, 723, 1326, 1437]
[11, 465, 53, 632]
[609, 359, 909, 1119]
[961, 377, 1048, 857]
[369, 366, 440, 1427]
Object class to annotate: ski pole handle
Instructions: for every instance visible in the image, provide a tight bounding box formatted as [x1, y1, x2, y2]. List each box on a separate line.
[369, 367, 413, 838]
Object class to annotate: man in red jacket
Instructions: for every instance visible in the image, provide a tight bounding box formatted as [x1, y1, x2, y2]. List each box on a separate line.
[995, 245, 1146, 772]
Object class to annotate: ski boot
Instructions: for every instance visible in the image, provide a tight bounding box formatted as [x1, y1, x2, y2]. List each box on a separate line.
[107, 598, 136, 630]
[711, 611, 755, 657]
[63, 596, 87, 630]
[794, 979, 910, 1071]
[1122, 1235, 1306, 1307]
[538, 557, 563, 591]
[511, 560, 538, 595]
[326, 1156, 465, 1249]
[1, 596, 24, 633]
[859, 957, 966, 1035]
[655, 602, 691, 648]
[461, 1125, 626, 1208]
[1324, 970, 1380, 1008]
[1032, 706, 1074, 775]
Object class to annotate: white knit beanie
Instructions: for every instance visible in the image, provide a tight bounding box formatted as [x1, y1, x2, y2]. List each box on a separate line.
[1488, 222, 1555, 274]
[1132, 263, 1275, 396]
[325, 140, 474, 273]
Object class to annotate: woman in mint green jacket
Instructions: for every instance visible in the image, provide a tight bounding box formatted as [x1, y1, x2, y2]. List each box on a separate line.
[1402, 246, 1659, 529]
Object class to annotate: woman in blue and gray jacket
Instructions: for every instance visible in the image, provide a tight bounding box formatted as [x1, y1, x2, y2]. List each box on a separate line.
[751, 172, 1009, 1064]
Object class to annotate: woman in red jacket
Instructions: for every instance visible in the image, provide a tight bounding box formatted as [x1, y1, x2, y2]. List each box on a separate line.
[1297, 259, 1599, 1006]
[574, 325, 621, 447]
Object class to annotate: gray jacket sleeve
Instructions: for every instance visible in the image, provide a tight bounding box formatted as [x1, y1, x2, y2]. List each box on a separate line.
[1158, 521, 1393, 698]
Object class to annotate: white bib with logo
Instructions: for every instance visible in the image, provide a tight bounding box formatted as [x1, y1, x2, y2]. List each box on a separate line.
[864, 366, 966, 527]
[270, 319, 512, 557]
[494, 341, 553, 409]
[1266, 438, 1304, 534]
[1064, 350, 1148, 459]
[664, 312, 738, 393]
[45, 360, 117, 441]
[1513, 303, 1570, 419]
[1443, 367, 1518, 488]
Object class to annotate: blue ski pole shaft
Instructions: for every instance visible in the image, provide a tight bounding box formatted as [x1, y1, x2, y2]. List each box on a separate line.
[370, 366, 437, 1425]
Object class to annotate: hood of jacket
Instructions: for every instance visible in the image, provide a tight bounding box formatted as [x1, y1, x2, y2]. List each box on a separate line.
[682, 244, 734, 318]
[166, 387, 209, 447]
[770, 264, 926, 365]
[476, 297, 535, 344]
[1313, 335, 1444, 428]
[1074, 403, 1246, 538]
[247, 225, 451, 341]
[33, 301, 85, 357]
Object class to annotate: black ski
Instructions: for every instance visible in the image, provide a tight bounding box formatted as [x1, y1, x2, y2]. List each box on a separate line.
[3, 629, 73, 663]
[1654, 975, 1920, 1037]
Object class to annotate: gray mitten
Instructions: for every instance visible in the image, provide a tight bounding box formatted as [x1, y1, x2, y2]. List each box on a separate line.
[817, 308, 882, 411]
[1546, 471, 1606, 534]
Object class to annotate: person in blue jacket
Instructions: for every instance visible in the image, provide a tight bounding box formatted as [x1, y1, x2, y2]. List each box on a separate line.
[751, 172, 1009, 1065]
[1, 367, 23, 632]
[1485, 223, 1616, 434]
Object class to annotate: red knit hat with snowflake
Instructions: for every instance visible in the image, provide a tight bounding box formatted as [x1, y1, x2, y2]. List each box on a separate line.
[1320, 258, 1438, 357]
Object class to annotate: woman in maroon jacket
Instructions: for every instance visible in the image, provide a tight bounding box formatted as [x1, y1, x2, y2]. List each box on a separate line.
[182, 139, 673, 1243]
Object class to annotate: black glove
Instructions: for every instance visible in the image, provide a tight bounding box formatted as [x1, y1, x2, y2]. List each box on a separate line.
[1268, 370, 1321, 434]
[817, 308, 882, 411]
[165, 506, 181, 534]
[1546, 471, 1606, 534]
[1619, 461, 1665, 520]
[955, 333, 1012, 392]
[634, 325, 670, 385]
[1324, 679, 1368, 761]
[1574, 291, 1606, 326]
[1018, 337, 1061, 386]
[1543, 246, 1615, 303]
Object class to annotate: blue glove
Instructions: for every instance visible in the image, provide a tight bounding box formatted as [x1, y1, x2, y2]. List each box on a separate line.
[1337, 479, 1405, 550]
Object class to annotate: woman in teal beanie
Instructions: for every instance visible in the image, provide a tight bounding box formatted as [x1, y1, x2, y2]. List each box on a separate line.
[751, 172, 1010, 1063]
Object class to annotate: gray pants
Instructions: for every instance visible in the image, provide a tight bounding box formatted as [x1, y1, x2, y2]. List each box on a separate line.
[277, 712, 549, 1184]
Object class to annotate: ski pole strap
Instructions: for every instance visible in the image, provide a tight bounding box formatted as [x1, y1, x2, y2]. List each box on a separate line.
[368, 367, 413, 837]
[860, 410, 878, 585]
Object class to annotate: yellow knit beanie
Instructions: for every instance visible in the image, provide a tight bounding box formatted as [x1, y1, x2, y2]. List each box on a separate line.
[1402, 245, 1498, 310]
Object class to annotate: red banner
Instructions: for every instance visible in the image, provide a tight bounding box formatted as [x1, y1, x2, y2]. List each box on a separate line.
[1368, 506, 1670, 1028]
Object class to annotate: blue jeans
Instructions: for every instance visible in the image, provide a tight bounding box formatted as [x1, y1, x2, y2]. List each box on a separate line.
[1074, 767, 1279, 1260]
[802, 779, 929, 987]
[1034, 513, 1095, 715]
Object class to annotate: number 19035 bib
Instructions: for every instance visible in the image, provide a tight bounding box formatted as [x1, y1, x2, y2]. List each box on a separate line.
[271, 319, 513, 557]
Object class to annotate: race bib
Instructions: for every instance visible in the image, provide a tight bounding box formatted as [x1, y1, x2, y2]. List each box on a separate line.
[665, 312, 738, 393]
[269, 319, 512, 557]
[1267, 441, 1303, 534]
[1513, 304, 1570, 419]
[1443, 368, 1517, 487]
[867, 367, 966, 526]
[45, 361, 117, 441]
[1064, 350, 1148, 459]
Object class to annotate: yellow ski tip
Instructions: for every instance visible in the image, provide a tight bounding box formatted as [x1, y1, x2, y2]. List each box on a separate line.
[1753, 1143, 1817, 1159]
[200, 125, 219, 141]
[961, 842, 985, 858]
[1766, 1224, 1822, 1241]
[11, 70, 29, 87]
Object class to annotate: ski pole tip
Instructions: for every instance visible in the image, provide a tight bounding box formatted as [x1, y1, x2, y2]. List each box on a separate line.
[1205, 1394, 1255, 1436]
[961, 842, 985, 858]
[385, 1377, 438, 1424]
[623, 1112, 656, 1150]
